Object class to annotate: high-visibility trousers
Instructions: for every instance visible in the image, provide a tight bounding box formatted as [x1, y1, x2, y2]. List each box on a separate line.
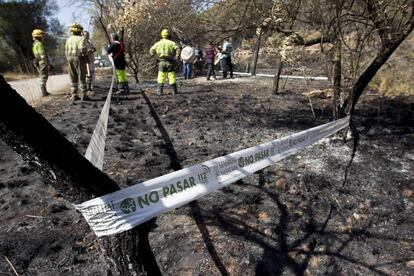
[157, 60, 176, 85]
[116, 69, 127, 83]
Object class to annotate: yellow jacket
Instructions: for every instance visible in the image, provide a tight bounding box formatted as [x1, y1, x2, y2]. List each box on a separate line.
[65, 35, 87, 57]
[32, 40, 47, 62]
[149, 38, 178, 60]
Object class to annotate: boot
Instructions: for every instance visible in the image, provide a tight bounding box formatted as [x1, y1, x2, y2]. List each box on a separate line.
[70, 94, 80, 102]
[125, 82, 130, 94]
[41, 85, 50, 97]
[80, 93, 90, 101]
[171, 84, 178, 95]
[86, 78, 92, 91]
[157, 84, 164, 96]
[116, 82, 123, 94]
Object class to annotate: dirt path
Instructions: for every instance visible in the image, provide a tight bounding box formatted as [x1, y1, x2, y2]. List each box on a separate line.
[8, 74, 70, 106]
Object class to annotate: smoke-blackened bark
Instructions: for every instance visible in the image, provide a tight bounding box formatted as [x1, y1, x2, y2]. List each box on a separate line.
[0, 75, 161, 276]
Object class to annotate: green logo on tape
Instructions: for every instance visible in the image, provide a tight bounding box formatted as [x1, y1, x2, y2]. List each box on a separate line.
[120, 198, 136, 214]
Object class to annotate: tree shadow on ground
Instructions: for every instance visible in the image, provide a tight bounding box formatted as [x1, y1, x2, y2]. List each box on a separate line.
[201, 176, 413, 275]
[140, 89, 230, 275]
[139, 86, 413, 275]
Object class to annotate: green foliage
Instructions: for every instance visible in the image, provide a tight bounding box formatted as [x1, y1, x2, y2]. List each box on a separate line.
[0, 0, 63, 73]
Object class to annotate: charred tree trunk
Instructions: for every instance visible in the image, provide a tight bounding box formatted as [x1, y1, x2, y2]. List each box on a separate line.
[245, 63, 251, 73]
[344, 40, 409, 115]
[272, 55, 283, 95]
[332, 35, 342, 119]
[343, 0, 414, 115]
[332, 43, 341, 119]
[0, 75, 161, 276]
[332, 1, 342, 119]
[251, 31, 262, 76]
[126, 42, 140, 84]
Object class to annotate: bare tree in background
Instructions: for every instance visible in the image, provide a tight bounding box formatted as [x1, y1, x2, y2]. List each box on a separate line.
[267, 0, 414, 117]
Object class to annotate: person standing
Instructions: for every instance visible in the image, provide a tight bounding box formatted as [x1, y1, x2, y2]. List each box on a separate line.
[32, 29, 50, 97]
[149, 29, 179, 95]
[107, 33, 129, 94]
[204, 42, 216, 81]
[222, 40, 233, 78]
[65, 22, 88, 101]
[83, 31, 96, 92]
[181, 45, 195, 80]
[217, 46, 228, 79]
[194, 45, 203, 76]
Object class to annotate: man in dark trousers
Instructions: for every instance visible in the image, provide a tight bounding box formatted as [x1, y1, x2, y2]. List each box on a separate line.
[204, 42, 216, 81]
[194, 45, 203, 76]
[222, 41, 233, 78]
[107, 33, 129, 94]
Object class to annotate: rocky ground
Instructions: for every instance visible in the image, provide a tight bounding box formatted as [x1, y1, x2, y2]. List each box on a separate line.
[0, 74, 413, 275]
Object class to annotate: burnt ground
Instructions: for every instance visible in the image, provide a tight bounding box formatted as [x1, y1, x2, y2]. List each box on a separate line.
[0, 75, 413, 275]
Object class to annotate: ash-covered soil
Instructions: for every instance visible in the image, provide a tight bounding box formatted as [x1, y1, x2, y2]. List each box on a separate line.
[1, 75, 413, 275]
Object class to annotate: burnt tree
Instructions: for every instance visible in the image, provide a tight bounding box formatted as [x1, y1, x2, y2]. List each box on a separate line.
[272, 54, 283, 94]
[271, 0, 414, 117]
[0, 75, 161, 276]
[343, 0, 414, 114]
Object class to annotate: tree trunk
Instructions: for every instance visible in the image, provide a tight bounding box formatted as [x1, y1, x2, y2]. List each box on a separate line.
[0, 75, 161, 276]
[332, 39, 342, 119]
[332, 0, 344, 119]
[126, 46, 140, 84]
[344, 39, 411, 115]
[251, 31, 262, 76]
[245, 63, 251, 73]
[272, 55, 283, 94]
[343, 1, 414, 115]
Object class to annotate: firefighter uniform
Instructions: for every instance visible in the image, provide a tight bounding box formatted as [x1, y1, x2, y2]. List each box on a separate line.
[149, 29, 178, 95]
[32, 29, 50, 97]
[65, 23, 88, 101]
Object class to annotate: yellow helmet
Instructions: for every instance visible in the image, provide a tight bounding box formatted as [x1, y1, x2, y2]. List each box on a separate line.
[32, 29, 44, 38]
[69, 22, 83, 34]
[161, 29, 169, 38]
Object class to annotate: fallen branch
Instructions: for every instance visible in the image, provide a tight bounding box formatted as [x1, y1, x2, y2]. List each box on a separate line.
[25, 215, 44, 219]
[4, 256, 19, 276]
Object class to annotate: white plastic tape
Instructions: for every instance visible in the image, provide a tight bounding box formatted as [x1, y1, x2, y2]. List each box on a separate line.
[84, 56, 115, 170]
[76, 116, 350, 237]
[232, 71, 329, 80]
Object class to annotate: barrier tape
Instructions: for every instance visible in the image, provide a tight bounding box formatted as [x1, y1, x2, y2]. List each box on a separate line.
[75, 116, 350, 237]
[230, 71, 329, 80]
[84, 56, 115, 170]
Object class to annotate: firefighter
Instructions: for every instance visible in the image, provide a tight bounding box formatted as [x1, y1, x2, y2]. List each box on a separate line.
[32, 29, 50, 97]
[107, 33, 129, 94]
[149, 29, 179, 95]
[65, 22, 88, 101]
